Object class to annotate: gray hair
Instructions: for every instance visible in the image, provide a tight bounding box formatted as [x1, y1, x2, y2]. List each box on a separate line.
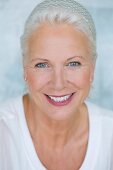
[21, 0, 97, 62]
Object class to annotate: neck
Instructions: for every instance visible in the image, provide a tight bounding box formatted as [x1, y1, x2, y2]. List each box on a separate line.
[23, 94, 88, 148]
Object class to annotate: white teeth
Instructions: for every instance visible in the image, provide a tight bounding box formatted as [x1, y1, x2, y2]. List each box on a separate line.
[48, 94, 72, 102]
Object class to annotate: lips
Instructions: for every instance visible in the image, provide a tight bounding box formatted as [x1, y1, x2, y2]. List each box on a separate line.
[45, 93, 74, 106]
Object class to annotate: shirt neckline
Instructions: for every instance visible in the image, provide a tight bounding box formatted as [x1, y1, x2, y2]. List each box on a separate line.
[80, 101, 101, 170]
[17, 95, 101, 170]
[17, 95, 46, 170]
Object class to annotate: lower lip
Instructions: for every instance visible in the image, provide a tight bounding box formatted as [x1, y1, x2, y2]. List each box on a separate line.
[45, 94, 74, 106]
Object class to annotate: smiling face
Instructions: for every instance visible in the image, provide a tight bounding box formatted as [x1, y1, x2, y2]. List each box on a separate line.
[24, 23, 95, 120]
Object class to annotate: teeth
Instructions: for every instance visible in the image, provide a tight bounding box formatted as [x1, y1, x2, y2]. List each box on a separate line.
[48, 94, 72, 102]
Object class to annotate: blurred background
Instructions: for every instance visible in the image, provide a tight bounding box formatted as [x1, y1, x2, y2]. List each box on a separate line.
[0, 0, 113, 110]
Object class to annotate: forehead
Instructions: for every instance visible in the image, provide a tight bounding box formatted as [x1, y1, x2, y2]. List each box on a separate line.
[27, 23, 90, 61]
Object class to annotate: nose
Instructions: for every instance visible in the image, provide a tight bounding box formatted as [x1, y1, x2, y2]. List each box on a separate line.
[51, 67, 66, 91]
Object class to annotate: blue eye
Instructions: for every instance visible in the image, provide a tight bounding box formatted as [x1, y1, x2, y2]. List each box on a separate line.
[67, 61, 81, 67]
[35, 63, 49, 68]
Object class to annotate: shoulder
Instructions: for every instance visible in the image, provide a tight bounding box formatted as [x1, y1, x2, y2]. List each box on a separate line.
[86, 101, 113, 117]
[86, 101, 113, 153]
[0, 95, 23, 121]
[86, 101, 113, 130]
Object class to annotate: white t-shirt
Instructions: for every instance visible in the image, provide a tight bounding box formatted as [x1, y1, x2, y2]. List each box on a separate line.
[0, 95, 113, 170]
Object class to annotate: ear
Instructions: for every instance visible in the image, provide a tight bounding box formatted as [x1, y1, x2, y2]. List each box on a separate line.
[90, 62, 95, 83]
[23, 66, 27, 81]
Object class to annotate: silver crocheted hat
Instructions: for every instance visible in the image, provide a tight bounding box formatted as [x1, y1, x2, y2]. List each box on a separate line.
[27, 0, 96, 41]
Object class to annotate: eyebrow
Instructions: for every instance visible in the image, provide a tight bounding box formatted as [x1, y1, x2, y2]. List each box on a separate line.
[30, 58, 49, 62]
[66, 56, 84, 61]
[30, 56, 84, 62]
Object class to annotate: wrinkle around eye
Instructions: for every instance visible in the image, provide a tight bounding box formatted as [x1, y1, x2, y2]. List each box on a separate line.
[66, 61, 82, 67]
[34, 63, 50, 68]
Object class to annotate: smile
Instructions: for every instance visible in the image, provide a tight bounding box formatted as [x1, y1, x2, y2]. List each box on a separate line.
[49, 94, 72, 102]
[45, 93, 74, 106]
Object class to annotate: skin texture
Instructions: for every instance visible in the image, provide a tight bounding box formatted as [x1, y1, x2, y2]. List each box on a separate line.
[23, 23, 95, 170]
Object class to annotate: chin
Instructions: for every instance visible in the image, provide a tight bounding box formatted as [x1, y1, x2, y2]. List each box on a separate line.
[42, 105, 78, 121]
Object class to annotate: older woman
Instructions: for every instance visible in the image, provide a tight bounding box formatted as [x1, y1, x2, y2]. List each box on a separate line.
[0, 0, 113, 170]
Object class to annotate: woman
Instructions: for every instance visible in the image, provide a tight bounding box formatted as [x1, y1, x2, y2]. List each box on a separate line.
[0, 0, 113, 170]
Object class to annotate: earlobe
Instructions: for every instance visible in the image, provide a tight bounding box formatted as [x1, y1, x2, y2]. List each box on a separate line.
[24, 70, 27, 82]
[89, 74, 94, 84]
[90, 72, 94, 83]
[24, 77, 27, 81]
[90, 63, 95, 83]
[90, 78, 93, 83]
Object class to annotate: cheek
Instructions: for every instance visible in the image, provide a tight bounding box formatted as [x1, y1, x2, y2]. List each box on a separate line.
[25, 70, 50, 91]
[67, 68, 92, 88]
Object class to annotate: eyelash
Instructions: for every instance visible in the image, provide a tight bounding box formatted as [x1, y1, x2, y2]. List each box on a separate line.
[66, 61, 81, 67]
[35, 62, 49, 68]
[34, 61, 82, 69]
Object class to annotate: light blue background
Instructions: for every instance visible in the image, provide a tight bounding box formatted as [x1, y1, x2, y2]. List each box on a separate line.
[0, 0, 113, 110]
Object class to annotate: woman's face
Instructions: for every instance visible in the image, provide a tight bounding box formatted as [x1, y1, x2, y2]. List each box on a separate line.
[24, 23, 95, 120]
